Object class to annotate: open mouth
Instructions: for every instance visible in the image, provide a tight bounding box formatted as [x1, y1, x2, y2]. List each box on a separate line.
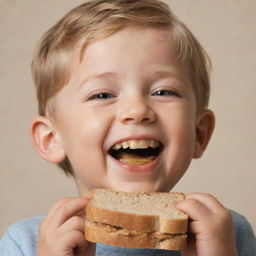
[108, 139, 163, 166]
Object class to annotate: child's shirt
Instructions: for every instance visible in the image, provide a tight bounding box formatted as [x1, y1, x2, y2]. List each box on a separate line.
[0, 210, 255, 256]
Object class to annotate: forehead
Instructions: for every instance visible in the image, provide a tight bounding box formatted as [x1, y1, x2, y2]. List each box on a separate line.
[85, 27, 174, 62]
[71, 26, 191, 84]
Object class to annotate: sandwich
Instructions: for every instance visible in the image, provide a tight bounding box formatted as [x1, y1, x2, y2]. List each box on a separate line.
[84, 188, 188, 250]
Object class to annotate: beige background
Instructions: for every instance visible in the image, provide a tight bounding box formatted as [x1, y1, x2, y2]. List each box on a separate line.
[0, 0, 255, 237]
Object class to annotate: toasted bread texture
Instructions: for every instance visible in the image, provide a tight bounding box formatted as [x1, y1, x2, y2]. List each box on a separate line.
[85, 189, 188, 250]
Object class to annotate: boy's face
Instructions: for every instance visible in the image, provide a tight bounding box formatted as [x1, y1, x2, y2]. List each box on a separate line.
[48, 26, 201, 194]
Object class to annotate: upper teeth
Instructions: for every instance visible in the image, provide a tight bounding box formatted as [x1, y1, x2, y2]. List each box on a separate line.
[112, 139, 160, 150]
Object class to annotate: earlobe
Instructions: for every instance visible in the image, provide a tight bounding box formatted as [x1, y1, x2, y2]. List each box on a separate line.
[193, 109, 215, 158]
[30, 116, 66, 163]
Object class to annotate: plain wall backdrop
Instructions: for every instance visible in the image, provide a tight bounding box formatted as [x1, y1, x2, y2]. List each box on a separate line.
[0, 0, 255, 236]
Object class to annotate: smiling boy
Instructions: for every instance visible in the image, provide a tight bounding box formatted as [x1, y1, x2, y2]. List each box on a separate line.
[39, 26, 209, 194]
[0, 0, 255, 256]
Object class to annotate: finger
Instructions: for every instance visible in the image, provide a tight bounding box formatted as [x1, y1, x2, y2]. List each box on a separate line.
[59, 216, 85, 234]
[60, 230, 87, 249]
[174, 198, 213, 222]
[185, 193, 227, 215]
[47, 197, 72, 219]
[47, 197, 89, 228]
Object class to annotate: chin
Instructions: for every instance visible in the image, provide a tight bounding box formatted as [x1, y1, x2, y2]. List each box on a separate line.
[108, 180, 169, 193]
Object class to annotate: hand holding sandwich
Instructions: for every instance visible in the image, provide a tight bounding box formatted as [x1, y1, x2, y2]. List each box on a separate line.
[174, 193, 237, 256]
[36, 197, 95, 256]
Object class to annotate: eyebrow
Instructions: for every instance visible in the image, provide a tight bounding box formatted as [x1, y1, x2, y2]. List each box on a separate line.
[153, 70, 190, 87]
[77, 72, 120, 91]
[77, 70, 187, 91]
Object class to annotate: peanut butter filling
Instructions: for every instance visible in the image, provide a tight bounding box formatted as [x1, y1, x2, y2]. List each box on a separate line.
[86, 220, 185, 241]
[119, 152, 156, 165]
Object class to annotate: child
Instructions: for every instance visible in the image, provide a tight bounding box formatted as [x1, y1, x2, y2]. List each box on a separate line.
[1, 0, 255, 255]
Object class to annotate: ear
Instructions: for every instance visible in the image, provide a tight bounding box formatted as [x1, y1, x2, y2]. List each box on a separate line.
[30, 116, 66, 163]
[193, 109, 215, 158]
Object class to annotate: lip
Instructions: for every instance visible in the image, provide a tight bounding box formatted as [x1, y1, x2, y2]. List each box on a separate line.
[107, 152, 162, 173]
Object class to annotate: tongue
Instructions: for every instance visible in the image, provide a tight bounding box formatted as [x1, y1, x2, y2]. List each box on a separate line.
[118, 152, 156, 165]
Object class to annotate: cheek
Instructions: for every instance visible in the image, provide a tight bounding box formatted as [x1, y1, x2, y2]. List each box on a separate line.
[162, 100, 197, 136]
[58, 106, 112, 145]
[174, 109, 197, 150]
[162, 103, 197, 162]
[59, 108, 114, 168]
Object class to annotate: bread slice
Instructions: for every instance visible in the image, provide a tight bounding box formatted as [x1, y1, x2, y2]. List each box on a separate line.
[85, 188, 188, 250]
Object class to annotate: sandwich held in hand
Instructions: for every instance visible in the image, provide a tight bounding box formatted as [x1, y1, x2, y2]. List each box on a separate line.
[85, 189, 188, 250]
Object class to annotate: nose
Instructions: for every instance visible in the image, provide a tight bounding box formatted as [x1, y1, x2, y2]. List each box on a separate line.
[118, 95, 156, 125]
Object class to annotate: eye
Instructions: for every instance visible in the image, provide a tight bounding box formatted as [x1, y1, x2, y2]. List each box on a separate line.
[88, 92, 115, 100]
[151, 89, 181, 97]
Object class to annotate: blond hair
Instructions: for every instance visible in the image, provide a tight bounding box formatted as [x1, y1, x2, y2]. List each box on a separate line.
[31, 0, 211, 175]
